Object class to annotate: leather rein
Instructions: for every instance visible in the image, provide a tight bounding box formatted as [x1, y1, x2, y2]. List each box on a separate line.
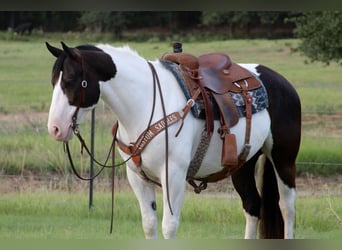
[64, 60, 195, 233]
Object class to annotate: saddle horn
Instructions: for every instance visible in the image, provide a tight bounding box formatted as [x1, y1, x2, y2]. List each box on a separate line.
[45, 42, 62, 58]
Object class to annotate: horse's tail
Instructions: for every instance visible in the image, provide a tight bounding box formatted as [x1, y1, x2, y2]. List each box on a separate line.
[257, 156, 284, 238]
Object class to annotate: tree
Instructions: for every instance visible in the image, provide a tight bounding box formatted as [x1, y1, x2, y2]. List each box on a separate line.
[294, 11, 342, 65]
[202, 11, 295, 38]
[202, 12, 258, 37]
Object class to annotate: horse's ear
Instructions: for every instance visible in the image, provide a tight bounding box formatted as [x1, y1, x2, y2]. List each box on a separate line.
[61, 41, 80, 61]
[46, 42, 62, 58]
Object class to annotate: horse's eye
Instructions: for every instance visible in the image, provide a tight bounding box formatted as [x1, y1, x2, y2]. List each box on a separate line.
[62, 79, 77, 90]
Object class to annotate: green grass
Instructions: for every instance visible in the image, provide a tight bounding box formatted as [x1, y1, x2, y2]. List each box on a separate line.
[297, 137, 342, 175]
[0, 40, 52, 113]
[0, 33, 341, 176]
[0, 190, 341, 239]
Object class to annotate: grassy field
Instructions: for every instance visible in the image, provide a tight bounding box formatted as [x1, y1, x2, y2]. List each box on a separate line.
[0, 188, 341, 239]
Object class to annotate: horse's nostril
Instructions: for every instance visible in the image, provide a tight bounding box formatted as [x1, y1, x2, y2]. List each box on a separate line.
[52, 125, 60, 137]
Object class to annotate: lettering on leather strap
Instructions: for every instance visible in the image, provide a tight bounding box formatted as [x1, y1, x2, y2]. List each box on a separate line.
[135, 112, 182, 152]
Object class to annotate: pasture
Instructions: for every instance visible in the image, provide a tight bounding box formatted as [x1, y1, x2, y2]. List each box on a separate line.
[0, 33, 341, 238]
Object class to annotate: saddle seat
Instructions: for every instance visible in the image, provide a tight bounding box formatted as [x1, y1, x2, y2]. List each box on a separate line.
[198, 53, 260, 93]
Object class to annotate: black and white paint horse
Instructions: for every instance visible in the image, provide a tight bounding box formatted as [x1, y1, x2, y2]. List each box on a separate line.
[46, 42, 301, 239]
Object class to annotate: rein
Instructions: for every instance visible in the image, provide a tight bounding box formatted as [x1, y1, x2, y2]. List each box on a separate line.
[64, 60, 196, 233]
[147, 61, 173, 215]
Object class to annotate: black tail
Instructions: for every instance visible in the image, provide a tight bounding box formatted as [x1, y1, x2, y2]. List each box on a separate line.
[258, 157, 284, 238]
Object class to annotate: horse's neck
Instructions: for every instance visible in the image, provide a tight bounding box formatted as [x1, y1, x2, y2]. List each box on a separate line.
[99, 51, 161, 139]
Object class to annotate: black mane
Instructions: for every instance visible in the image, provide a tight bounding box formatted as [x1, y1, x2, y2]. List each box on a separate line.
[76, 44, 102, 52]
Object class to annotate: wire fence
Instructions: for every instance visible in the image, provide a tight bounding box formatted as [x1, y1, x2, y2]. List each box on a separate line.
[1, 103, 341, 206]
[297, 162, 342, 167]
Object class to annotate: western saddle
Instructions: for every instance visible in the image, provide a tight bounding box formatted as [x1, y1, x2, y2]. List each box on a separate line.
[161, 44, 261, 192]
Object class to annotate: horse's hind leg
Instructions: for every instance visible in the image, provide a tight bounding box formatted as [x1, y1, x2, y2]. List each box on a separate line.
[273, 164, 296, 239]
[260, 131, 298, 239]
[270, 145, 297, 239]
[126, 167, 158, 239]
[266, 109, 300, 239]
[231, 152, 262, 239]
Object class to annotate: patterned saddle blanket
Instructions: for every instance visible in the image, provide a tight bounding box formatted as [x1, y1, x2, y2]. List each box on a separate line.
[160, 60, 269, 121]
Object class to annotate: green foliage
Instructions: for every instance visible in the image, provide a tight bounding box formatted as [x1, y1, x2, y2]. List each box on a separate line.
[202, 11, 290, 27]
[1, 11, 297, 40]
[202, 12, 233, 26]
[78, 12, 126, 36]
[201, 11, 296, 38]
[294, 11, 342, 65]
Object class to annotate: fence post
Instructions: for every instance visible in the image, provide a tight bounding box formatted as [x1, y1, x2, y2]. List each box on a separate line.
[89, 108, 95, 209]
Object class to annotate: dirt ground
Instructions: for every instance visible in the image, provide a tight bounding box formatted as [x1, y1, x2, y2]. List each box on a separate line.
[1, 173, 342, 198]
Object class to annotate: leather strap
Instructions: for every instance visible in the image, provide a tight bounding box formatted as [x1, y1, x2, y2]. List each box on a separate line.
[238, 81, 252, 162]
[188, 80, 254, 193]
[115, 112, 182, 167]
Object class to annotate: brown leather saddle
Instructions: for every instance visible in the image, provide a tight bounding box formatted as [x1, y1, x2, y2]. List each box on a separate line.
[161, 51, 261, 187]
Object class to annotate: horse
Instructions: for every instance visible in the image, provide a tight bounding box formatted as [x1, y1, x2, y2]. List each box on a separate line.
[45, 42, 301, 239]
[14, 22, 33, 35]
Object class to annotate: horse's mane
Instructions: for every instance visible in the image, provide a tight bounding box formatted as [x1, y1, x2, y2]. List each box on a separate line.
[96, 44, 140, 58]
[51, 44, 141, 85]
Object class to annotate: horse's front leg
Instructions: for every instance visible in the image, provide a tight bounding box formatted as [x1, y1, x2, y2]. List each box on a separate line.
[160, 165, 187, 239]
[126, 166, 158, 239]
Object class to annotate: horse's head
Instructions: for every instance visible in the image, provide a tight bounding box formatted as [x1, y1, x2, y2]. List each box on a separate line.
[46, 42, 116, 142]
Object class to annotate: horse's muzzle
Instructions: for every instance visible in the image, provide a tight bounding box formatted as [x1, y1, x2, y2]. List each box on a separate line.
[48, 122, 74, 142]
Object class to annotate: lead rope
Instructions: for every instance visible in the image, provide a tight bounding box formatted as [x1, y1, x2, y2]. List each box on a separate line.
[109, 123, 118, 234]
[147, 61, 173, 216]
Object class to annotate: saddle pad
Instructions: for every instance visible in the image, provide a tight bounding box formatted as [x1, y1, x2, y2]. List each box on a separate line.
[160, 60, 269, 121]
[229, 86, 269, 117]
[161, 60, 201, 117]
